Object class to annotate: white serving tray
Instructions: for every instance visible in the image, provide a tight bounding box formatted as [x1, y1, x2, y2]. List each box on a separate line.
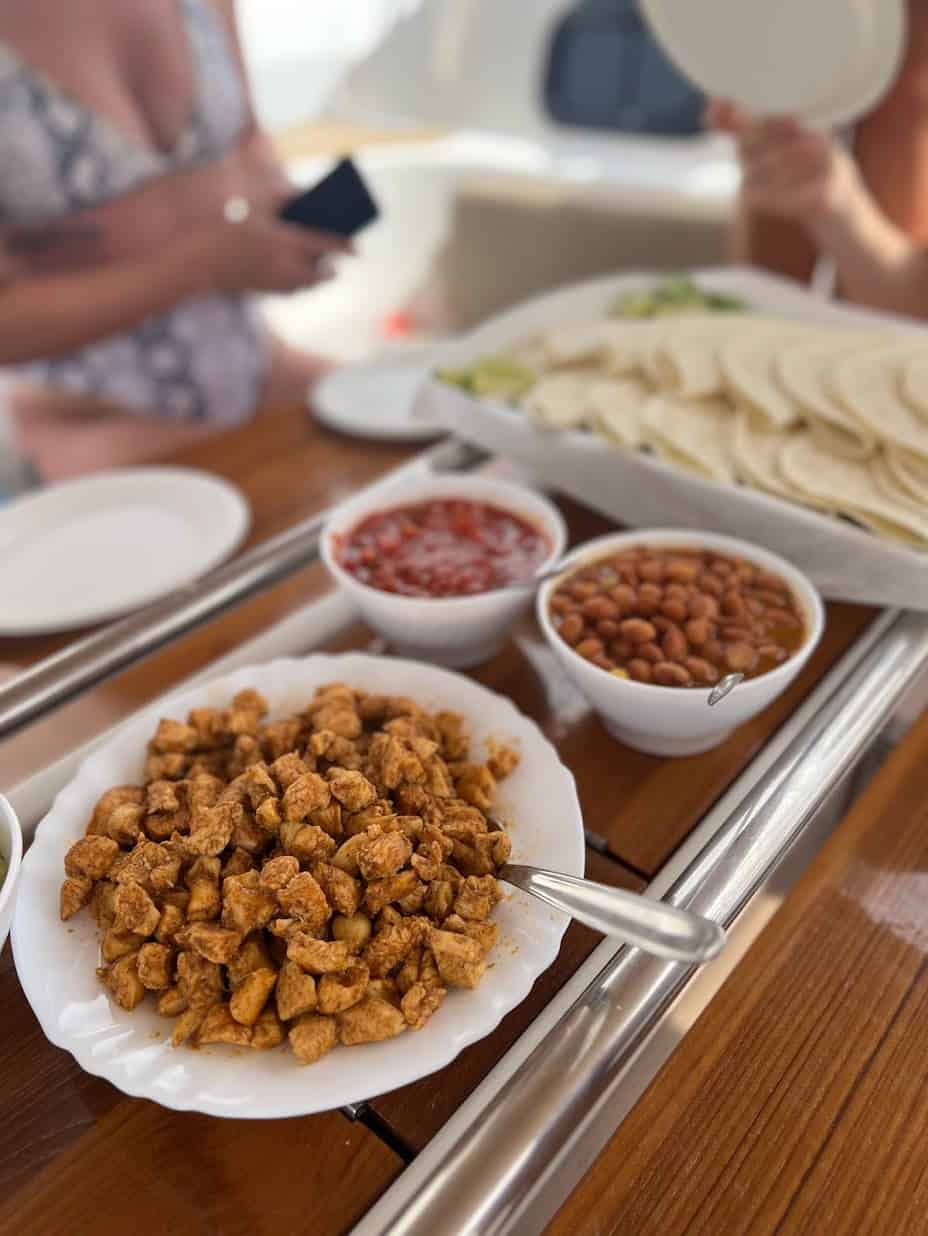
[418, 267, 928, 611]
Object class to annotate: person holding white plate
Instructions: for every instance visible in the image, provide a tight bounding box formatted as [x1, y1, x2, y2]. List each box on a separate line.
[708, 1, 928, 318]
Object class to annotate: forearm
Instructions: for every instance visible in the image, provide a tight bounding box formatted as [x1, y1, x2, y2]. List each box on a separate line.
[811, 192, 928, 318]
[0, 235, 215, 363]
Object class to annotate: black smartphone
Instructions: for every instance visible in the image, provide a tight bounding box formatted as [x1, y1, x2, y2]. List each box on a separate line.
[278, 157, 379, 237]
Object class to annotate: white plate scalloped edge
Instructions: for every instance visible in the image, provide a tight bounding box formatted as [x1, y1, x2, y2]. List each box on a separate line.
[13, 653, 585, 1118]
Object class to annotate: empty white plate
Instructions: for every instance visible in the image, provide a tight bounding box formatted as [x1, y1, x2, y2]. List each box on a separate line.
[641, 0, 902, 127]
[0, 468, 250, 636]
[311, 351, 444, 443]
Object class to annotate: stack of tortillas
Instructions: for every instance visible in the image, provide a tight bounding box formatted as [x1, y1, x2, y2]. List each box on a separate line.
[506, 314, 928, 547]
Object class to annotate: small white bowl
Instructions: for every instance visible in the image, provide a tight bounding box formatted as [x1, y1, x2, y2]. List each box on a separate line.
[322, 474, 567, 669]
[0, 795, 23, 949]
[537, 528, 824, 757]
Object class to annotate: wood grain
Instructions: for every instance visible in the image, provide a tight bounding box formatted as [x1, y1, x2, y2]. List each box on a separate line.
[546, 708, 928, 1236]
[369, 849, 642, 1152]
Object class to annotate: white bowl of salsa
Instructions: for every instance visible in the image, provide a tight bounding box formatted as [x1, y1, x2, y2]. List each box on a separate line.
[322, 474, 567, 668]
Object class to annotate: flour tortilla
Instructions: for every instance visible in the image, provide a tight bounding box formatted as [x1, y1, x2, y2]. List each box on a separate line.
[522, 371, 600, 429]
[780, 434, 928, 546]
[721, 329, 807, 430]
[900, 354, 928, 425]
[830, 345, 928, 456]
[732, 413, 827, 507]
[885, 445, 928, 505]
[642, 395, 736, 483]
[774, 338, 879, 458]
[588, 377, 650, 448]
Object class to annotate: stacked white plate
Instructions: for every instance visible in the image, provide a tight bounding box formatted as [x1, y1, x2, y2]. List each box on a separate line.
[640, 0, 906, 128]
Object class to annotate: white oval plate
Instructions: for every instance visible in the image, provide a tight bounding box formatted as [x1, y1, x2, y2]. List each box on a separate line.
[641, 0, 889, 125]
[804, 0, 906, 129]
[0, 468, 250, 636]
[311, 352, 443, 443]
[13, 653, 584, 1118]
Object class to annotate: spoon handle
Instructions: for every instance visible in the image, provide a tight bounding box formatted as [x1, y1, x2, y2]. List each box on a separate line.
[500, 864, 725, 963]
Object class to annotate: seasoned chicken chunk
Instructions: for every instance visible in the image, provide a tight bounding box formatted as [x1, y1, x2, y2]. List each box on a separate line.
[277, 872, 331, 934]
[221, 870, 278, 935]
[176, 950, 223, 1010]
[229, 967, 277, 1026]
[276, 960, 318, 1021]
[98, 953, 146, 1011]
[364, 871, 422, 917]
[357, 830, 412, 881]
[197, 1003, 252, 1048]
[317, 963, 370, 1015]
[430, 928, 487, 989]
[337, 995, 406, 1045]
[60, 875, 93, 921]
[113, 882, 160, 937]
[326, 769, 377, 813]
[258, 854, 299, 894]
[311, 862, 361, 916]
[89, 785, 144, 835]
[137, 943, 174, 990]
[279, 821, 337, 865]
[65, 835, 119, 881]
[175, 922, 242, 965]
[252, 1005, 286, 1050]
[286, 934, 350, 975]
[401, 981, 446, 1030]
[226, 934, 272, 987]
[185, 801, 243, 857]
[101, 929, 146, 964]
[289, 1013, 337, 1065]
[282, 772, 331, 823]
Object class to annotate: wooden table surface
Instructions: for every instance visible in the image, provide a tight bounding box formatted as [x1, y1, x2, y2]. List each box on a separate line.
[0, 410, 893, 1234]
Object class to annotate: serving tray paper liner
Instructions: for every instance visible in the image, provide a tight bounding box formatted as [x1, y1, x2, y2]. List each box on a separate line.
[418, 267, 928, 611]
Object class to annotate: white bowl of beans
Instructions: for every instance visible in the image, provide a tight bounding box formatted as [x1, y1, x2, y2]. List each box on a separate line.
[322, 474, 567, 669]
[537, 529, 824, 757]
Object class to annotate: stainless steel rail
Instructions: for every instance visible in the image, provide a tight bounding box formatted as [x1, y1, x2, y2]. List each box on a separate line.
[363, 608, 928, 1236]
[0, 439, 484, 741]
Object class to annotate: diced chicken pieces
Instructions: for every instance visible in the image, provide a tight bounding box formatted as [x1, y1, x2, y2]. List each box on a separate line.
[101, 929, 146, 963]
[326, 769, 377, 812]
[312, 862, 361, 916]
[286, 934, 350, 976]
[176, 922, 242, 965]
[309, 730, 363, 770]
[282, 772, 331, 823]
[337, 995, 406, 1046]
[60, 875, 93, 921]
[98, 953, 146, 1010]
[258, 854, 299, 894]
[330, 833, 368, 876]
[113, 882, 160, 937]
[343, 800, 395, 837]
[226, 934, 272, 987]
[317, 963, 370, 1015]
[289, 1013, 337, 1065]
[229, 967, 277, 1026]
[88, 801, 144, 846]
[171, 1006, 208, 1047]
[430, 928, 487, 989]
[442, 914, 500, 954]
[221, 847, 255, 879]
[362, 921, 423, 979]
[157, 985, 188, 1018]
[367, 734, 425, 790]
[185, 801, 243, 857]
[137, 943, 174, 990]
[152, 718, 198, 753]
[401, 981, 446, 1030]
[255, 797, 282, 836]
[450, 762, 497, 812]
[89, 785, 144, 834]
[275, 960, 318, 1021]
[279, 822, 337, 865]
[197, 1003, 252, 1048]
[65, 835, 119, 881]
[357, 831, 412, 881]
[435, 711, 469, 761]
[146, 780, 180, 816]
[309, 802, 343, 838]
[176, 950, 223, 1010]
[251, 1005, 286, 1050]
[154, 903, 185, 946]
[485, 740, 520, 781]
[396, 946, 423, 996]
[89, 881, 118, 929]
[220, 870, 278, 935]
[364, 871, 422, 917]
[453, 875, 502, 922]
[277, 872, 331, 934]
[424, 879, 455, 924]
[185, 774, 224, 813]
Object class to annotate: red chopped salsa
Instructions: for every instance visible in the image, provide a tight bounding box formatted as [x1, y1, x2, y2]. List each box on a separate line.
[338, 499, 551, 598]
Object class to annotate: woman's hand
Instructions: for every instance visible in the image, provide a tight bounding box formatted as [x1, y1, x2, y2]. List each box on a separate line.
[707, 100, 864, 232]
[202, 213, 353, 295]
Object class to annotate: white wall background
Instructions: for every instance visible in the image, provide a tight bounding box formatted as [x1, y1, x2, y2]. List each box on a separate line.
[237, 0, 423, 129]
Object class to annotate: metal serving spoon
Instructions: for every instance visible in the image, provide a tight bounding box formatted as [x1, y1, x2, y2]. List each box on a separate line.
[498, 863, 725, 963]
